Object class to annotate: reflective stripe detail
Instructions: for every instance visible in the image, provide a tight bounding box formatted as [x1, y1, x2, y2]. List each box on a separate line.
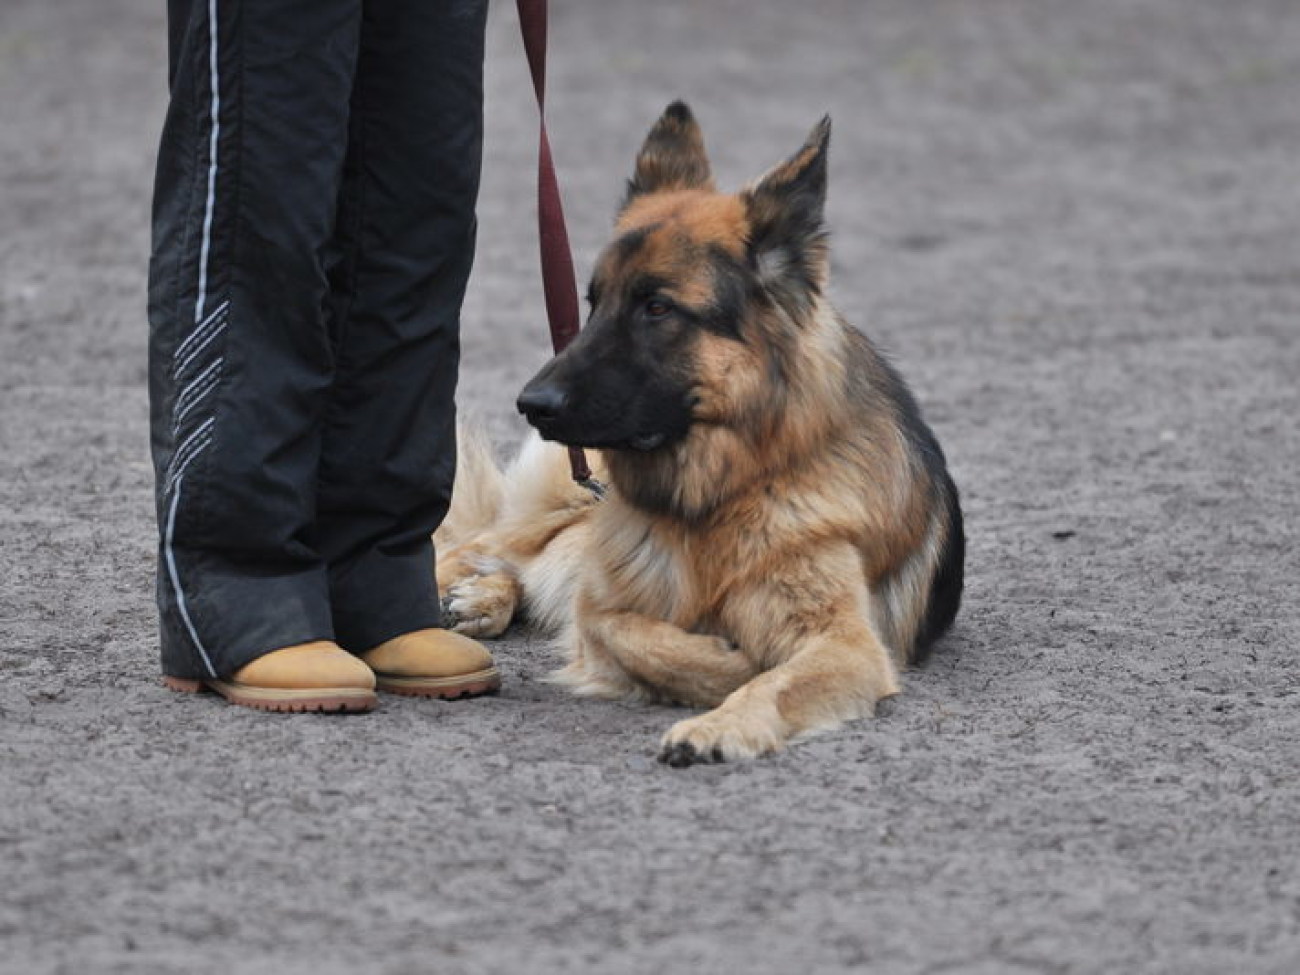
[194, 0, 222, 324]
[173, 317, 227, 378]
[175, 356, 223, 412]
[172, 358, 223, 433]
[175, 299, 229, 362]
[167, 430, 213, 492]
[165, 476, 218, 678]
[165, 416, 215, 494]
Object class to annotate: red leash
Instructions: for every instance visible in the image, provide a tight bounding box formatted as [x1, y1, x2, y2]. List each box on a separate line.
[516, 0, 595, 487]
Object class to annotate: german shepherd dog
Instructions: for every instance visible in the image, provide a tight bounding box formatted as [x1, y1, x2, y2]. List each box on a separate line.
[436, 102, 964, 766]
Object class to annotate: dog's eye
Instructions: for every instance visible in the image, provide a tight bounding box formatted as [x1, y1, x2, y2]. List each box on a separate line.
[644, 298, 672, 320]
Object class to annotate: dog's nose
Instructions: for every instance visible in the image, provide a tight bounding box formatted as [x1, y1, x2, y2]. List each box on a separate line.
[516, 383, 568, 422]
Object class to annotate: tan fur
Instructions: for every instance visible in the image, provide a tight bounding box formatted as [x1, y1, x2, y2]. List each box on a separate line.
[437, 111, 958, 762]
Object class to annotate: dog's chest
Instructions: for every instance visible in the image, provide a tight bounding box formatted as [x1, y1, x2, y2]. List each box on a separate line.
[594, 510, 739, 627]
[596, 522, 684, 619]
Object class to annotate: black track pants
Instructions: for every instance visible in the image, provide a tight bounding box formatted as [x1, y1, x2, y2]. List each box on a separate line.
[147, 0, 488, 679]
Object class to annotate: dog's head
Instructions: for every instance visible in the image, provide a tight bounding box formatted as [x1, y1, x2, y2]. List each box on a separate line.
[517, 101, 832, 453]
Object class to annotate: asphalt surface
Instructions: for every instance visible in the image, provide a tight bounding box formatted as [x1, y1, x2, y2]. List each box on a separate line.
[1, 1, 1298, 973]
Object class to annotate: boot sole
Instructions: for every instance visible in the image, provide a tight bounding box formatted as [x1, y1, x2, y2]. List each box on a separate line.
[374, 667, 501, 700]
[163, 675, 377, 713]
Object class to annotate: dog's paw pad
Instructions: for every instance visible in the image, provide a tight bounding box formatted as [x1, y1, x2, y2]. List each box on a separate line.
[658, 741, 700, 767]
[656, 741, 726, 768]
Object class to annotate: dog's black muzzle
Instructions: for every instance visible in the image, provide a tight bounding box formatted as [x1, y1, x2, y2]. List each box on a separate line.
[517, 371, 679, 452]
[516, 360, 581, 445]
[516, 379, 568, 428]
[517, 324, 695, 451]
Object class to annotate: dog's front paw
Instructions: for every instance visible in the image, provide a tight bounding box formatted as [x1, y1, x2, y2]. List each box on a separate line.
[439, 576, 517, 639]
[657, 708, 786, 767]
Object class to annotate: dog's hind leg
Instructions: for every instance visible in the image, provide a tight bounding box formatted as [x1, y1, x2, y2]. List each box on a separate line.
[436, 541, 521, 639]
[431, 421, 519, 637]
[433, 434, 600, 640]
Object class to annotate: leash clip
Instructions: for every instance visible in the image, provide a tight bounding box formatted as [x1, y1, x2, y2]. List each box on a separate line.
[578, 476, 606, 500]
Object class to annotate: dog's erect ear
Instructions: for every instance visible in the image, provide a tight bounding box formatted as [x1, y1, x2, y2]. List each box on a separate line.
[741, 116, 831, 301]
[625, 101, 715, 205]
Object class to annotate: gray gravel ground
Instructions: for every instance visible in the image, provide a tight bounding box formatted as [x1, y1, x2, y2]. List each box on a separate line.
[2, 1, 1299, 972]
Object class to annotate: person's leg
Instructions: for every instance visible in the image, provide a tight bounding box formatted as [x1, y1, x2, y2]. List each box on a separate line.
[316, 0, 489, 653]
[148, 0, 364, 681]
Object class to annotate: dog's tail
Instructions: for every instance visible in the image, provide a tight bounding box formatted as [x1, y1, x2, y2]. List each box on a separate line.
[436, 419, 507, 548]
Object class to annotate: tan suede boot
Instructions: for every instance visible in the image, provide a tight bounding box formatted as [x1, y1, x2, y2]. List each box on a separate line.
[358, 629, 500, 699]
[163, 640, 378, 713]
